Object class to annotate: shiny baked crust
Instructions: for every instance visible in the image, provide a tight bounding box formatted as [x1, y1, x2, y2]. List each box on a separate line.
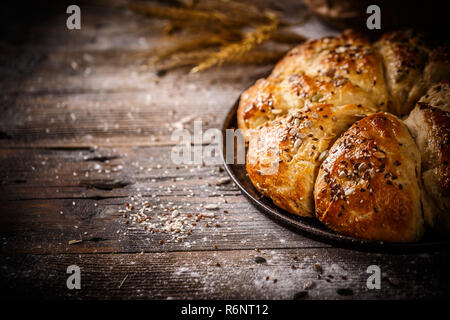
[375, 31, 450, 117]
[237, 30, 388, 135]
[238, 31, 450, 133]
[238, 30, 450, 242]
[246, 103, 373, 217]
[315, 113, 424, 242]
[404, 81, 450, 233]
[374, 30, 429, 117]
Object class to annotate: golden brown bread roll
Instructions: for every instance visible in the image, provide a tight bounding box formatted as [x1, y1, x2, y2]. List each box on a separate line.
[315, 113, 424, 242]
[404, 81, 450, 233]
[373, 31, 430, 117]
[238, 30, 450, 133]
[237, 30, 387, 134]
[374, 31, 450, 117]
[246, 103, 373, 217]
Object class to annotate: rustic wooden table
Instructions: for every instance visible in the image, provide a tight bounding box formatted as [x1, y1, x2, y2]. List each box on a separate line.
[0, 1, 449, 300]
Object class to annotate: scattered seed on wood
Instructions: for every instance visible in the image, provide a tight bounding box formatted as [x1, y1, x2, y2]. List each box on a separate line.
[216, 177, 231, 185]
[304, 280, 316, 290]
[118, 274, 128, 289]
[314, 263, 323, 274]
[68, 239, 83, 245]
[254, 256, 267, 264]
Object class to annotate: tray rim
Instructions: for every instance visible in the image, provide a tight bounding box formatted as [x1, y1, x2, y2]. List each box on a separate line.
[221, 95, 450, 253]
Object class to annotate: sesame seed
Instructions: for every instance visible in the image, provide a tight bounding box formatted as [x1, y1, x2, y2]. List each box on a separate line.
[373, 152, 385, 159]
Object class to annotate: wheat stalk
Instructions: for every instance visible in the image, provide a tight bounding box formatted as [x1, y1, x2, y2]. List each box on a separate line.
[190, 12, 279, 73]
[157, 49, 286, 72]
[156, 50, 213, 71]
[151, 29, 244, 63]
[128, 1, 308, 74]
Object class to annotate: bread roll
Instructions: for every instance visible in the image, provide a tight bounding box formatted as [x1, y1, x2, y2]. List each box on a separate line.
[246, 103, 373, 217]
[315, 113, 424, 242]
[237, 30, 387, 134]
[404, 81, 450, 233]
[374, 31, 450, 117]
[374, 31, 429, 117]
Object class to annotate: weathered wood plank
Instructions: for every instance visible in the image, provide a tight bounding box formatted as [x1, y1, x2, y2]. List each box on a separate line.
[0, 81, 249, 147]
[0, 48, 271, 147]
[0, 194, 328, 254]
[0, 146, 236, 200]
[1, 249, 448, 299]
[0, 2, 270, 147]
[0, 0, 315, 148]
[0, 146, 327, 254]
[1, 0, 446, 301]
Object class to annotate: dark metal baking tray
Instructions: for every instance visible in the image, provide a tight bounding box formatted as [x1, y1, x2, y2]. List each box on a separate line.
[222, 96, 450, 252]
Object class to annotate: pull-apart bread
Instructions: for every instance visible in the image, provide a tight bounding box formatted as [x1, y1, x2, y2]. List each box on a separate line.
[404, 81, 450, 234]
[315, 113, 423, 242]
[237, 31, 387, 134]
[238, 30, 450, 242]
[246, 103, 373, 216]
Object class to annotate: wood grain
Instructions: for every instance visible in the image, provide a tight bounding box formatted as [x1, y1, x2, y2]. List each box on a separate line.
[0, 0, 448, 300]
[1, 249, 449, 299]
[0, 145, 327, 254]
